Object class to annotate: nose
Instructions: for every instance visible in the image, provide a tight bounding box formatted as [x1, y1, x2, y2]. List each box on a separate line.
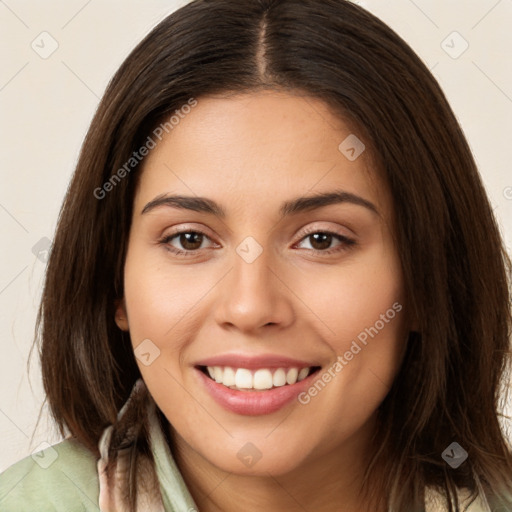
[213, 240, 295, 334]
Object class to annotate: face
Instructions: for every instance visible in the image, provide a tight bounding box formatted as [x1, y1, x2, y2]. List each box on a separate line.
[115, 90, 410, 477]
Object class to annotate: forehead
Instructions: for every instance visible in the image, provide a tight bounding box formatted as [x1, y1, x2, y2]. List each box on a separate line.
[134, 90, 389, 219]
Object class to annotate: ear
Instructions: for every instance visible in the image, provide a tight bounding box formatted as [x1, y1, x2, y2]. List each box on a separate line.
[114, 298, 129, 331]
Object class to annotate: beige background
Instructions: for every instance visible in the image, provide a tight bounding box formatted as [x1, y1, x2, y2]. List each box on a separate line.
[0, 0, 511, 472]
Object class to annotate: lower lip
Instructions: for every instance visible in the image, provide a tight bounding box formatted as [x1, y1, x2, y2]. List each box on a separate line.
[196, 368, 318, 415]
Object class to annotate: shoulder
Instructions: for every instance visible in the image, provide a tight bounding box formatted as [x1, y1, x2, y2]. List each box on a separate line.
[0, 438, 100, 512]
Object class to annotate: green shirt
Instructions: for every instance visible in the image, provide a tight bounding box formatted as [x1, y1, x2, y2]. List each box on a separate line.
[0, 400, 199, 511]
[0, 436, 198, 511]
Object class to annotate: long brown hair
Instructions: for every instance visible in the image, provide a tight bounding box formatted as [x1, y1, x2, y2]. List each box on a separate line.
[32, 0, 512, 510]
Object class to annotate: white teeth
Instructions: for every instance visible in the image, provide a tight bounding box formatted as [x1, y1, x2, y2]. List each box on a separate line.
[286, 368, 298, 385]
[213, 366, 223, 383]
[235, 368, 253, 389]
[205, 366, 313, 390]
[298, 368, 309, 381]
[272, 368, 287, 387]
[223, 367, 236, 387]
[253, 369, 273, 390]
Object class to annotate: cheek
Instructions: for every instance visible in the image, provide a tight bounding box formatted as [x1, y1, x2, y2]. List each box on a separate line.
[122, 245, 206, 343]
[297, 244, 405, 349]
[293, 244, 407, 411]
[293, 252, 407, 438]
[121, 248, 209, 425]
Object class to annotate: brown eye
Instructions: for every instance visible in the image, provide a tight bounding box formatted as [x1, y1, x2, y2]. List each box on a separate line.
[177, 232, 204, 251]
[159, 229, 214, 256]
[307, 232, 334, 251]
[296, 230, 356, 255]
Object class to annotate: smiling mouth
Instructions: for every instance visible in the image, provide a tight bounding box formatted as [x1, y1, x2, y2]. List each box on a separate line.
[198, 365, 322, 391]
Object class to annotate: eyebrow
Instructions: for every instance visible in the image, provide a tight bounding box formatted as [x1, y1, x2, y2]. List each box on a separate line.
[141, 189, 379, 218]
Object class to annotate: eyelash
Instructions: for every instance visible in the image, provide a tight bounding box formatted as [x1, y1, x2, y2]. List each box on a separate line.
[158, 227, 356, 257]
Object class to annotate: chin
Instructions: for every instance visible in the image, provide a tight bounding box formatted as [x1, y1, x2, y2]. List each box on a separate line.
[196, 436, 314, 477]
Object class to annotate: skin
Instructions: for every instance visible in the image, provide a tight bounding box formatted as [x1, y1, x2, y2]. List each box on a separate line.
[115, 90, 411, 511]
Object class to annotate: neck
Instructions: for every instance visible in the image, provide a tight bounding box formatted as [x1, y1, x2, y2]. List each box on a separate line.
[169, 416, 386, 512]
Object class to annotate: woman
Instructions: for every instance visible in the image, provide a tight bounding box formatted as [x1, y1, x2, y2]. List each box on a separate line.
[1, 0, 511, 510]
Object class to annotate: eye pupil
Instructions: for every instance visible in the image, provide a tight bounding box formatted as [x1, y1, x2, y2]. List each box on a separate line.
[310, 233, 332, 250]
[180, 232, 203, 250]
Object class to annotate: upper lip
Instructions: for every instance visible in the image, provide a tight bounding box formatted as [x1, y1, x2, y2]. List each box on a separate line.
[194, 353, 320, 370]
